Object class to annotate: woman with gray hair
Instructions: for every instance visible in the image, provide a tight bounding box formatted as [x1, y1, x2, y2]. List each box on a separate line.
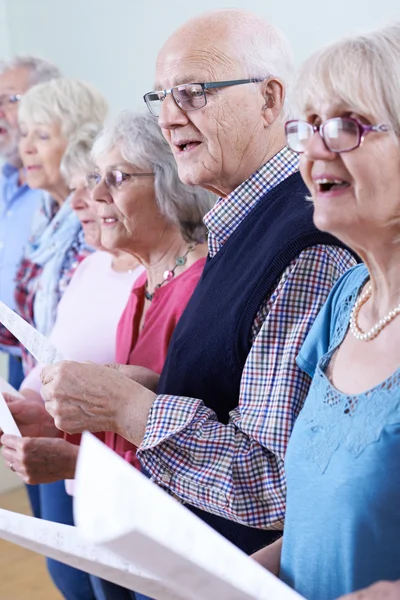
[254, 22, 400, 600]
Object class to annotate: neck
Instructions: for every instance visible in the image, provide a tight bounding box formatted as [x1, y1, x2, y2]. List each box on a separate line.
[111, 250, 140, 273]
[46, 182, 71, 206]
[137, 228, 193, 293]
[204, 132, 287, 197]
[357, 241, 400, 317]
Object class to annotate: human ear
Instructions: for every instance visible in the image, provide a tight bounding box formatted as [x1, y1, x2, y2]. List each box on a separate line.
[261, 78, 285, 126]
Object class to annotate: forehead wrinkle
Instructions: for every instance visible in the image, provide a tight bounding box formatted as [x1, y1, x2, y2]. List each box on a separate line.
[155, 45, 241, 89]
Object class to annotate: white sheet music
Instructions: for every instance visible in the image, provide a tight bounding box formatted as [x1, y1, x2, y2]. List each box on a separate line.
[0, 392, 21, 436]
[0, 301, 64, 365]
[0, 508, 184, 600]
[0, 376, 24, 398]
[75, 433, 303, 600]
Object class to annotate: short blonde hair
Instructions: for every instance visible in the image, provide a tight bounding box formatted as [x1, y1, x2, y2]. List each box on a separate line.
[18, 77, 108, 141]
[294, 23, 400, 135]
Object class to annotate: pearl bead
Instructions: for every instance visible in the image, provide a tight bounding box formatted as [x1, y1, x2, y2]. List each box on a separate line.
[350, 284, 400, 342]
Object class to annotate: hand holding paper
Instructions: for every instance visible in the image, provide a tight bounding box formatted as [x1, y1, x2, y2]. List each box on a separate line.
[0, 392, 21, 437]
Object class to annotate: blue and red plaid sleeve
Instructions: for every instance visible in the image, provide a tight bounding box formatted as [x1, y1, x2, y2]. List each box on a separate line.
[137, 245, 356, 529]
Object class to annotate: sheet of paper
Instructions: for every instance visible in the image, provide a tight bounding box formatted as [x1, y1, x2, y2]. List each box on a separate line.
[0, 392, 21, 436]
[0, 376, 24, 398]
[0, 301, 64, 365]
[75, 433, 303, 600]
[0, 508, 185, 600]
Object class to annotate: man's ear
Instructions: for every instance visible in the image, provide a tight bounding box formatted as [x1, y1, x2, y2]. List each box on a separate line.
[261, 78, 285, 126]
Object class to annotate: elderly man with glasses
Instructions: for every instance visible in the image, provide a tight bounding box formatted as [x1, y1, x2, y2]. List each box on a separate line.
[0, 56, 60, 389]
[41, 9, 357, 554]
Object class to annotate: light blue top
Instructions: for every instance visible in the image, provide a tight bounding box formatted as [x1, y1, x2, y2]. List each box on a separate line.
[280, 264, 400, 600]
[0, 163, 44, 355]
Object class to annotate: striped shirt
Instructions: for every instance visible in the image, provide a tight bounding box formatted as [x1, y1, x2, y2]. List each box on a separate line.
[137, 147, 356, 529]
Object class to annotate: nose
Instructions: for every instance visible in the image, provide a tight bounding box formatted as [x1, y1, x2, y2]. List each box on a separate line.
[158, 93, 190, 131]
[92, 178, 113, 205]
[304, 130, 336, 161]
[70, 186, 90, 210]
[19, 134, 37, 156]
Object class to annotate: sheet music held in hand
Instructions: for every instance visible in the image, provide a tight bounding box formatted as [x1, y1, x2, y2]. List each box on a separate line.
[0, 392, 21, 437]
[0, 301, 64, 365]
[75, 434, 303, 600]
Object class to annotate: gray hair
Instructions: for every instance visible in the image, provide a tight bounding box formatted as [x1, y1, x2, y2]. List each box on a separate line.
[0, 55, 61, 85]
[294, 22, 400, 136]
[18, 78, 108, 141]
[92, 111, 215, 243]
[60, 122, 103, 185]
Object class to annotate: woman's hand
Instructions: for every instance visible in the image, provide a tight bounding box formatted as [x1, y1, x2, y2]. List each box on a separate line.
[0, 392, 60, 439]
[251, 537, 283, 577]
[1, 435, 78, 484]
[337, 581, 400, 599]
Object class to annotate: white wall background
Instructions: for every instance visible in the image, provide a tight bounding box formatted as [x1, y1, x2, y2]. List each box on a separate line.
[1, 0, 400, 115]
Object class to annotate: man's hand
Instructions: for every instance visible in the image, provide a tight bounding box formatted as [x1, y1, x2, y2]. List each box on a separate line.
[1, 435, 78, 484]
[0, 392, 59, 439]
[337, 581, 400, 600]
[251, 538, 283, 577]
[40, 361, 156, 445]
[104, 364, 160, 392]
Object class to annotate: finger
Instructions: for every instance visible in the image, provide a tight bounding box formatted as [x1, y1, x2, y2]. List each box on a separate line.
[2, 392, 23, 404]
[1, 434, 23, 450]
[40, 364, 58, 385]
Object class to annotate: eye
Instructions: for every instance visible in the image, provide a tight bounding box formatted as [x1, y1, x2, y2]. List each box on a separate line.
[39, 133, 50, 140]
[187, 86, 203, 98]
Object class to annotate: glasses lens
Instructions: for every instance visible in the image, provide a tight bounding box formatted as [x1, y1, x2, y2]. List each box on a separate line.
[285, 121, 313, 153]
[322, 118, 359, 152]
[104, 170, 124, 188]
[144, 92, 162, 117]
[173, 84, 205, 111]
[86, 172, 100, 190]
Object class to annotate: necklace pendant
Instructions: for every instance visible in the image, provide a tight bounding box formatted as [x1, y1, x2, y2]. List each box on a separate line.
[176, 256, 187, 267]
[163, 269, 174, 281]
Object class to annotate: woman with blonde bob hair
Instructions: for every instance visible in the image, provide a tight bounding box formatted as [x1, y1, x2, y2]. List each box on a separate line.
[253, 23, 400, 600]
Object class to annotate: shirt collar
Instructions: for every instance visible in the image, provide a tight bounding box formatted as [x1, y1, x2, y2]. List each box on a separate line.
[2, 162, 19, 179]
[204, 146, 299, 257]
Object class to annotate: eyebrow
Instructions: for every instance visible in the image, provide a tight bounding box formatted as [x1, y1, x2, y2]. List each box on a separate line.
[153, 75, 203, 91]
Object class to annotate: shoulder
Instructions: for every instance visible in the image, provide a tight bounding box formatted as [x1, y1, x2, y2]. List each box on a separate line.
[297, 264, 368, 378]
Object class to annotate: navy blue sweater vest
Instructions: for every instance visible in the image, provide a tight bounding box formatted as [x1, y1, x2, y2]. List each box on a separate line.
[157, 172, 352, 554]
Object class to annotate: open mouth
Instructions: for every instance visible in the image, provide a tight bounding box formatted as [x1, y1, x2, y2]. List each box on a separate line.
[315, 178, 350, 193]
[101, 217, 118, 225]
[176, 141, 201, 153]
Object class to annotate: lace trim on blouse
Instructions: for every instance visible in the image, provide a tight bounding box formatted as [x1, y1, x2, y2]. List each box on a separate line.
[299, 278, 400, 473]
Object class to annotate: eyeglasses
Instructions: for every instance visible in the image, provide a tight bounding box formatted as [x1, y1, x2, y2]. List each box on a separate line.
[285, 117, 390, 154]
[0, 94, 22, 110]
[143, 79, 264, 117]
[86, 170, 154, 191]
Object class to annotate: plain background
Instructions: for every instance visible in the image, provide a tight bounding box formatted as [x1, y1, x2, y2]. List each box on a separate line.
[1, 0, 400, 114]
[0, 0, 399, 491]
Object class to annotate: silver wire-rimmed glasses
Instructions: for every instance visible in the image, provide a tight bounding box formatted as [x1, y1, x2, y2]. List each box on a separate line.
[86, 170, 154, 191]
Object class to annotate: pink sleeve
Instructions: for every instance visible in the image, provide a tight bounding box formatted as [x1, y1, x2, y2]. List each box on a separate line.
[20, 363, 42, 394]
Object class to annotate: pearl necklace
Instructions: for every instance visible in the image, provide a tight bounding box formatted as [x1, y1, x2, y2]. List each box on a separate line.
[350, 285, 400, 341]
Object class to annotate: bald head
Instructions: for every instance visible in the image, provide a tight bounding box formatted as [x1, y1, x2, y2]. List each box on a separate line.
[157, 9, 293, 90]
[152, 9, 293, 197]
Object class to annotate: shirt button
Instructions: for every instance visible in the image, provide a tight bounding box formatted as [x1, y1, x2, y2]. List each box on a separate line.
[161, 471, 171, 484]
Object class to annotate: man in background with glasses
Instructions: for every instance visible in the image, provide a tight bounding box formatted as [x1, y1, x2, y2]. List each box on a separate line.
[42, 9, 357, 554]
[0, 56, 60, 388]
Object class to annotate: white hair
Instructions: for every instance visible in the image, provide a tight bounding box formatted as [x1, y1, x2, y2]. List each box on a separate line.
[60, 122, 102, 185]
[18, 78, 108, 141]
[92, 110, 216, 243]
[0, 55, 61, 84]
[294, 22, 400, 136]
